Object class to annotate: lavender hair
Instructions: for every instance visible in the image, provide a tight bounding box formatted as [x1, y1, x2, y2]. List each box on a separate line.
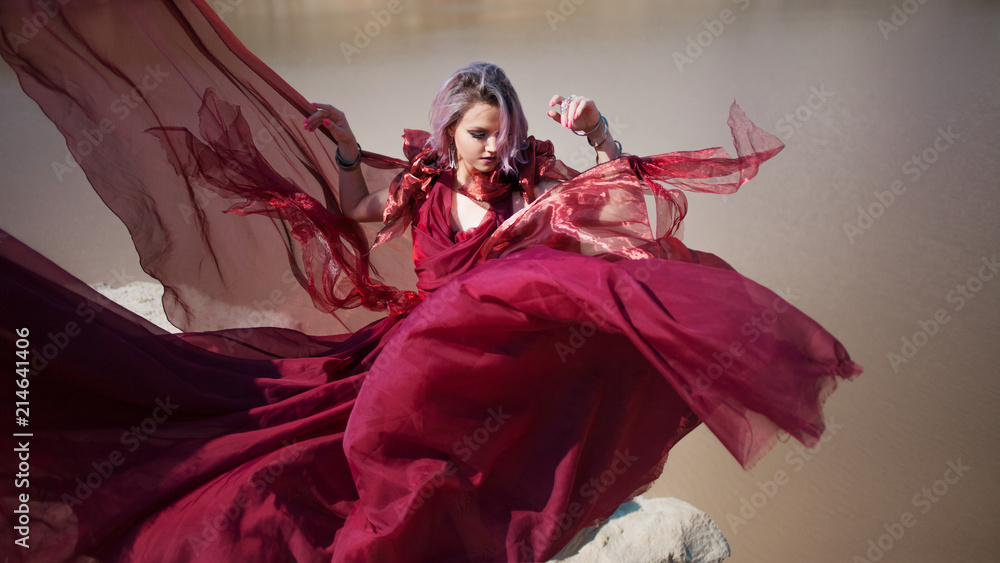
[427, 62, 529, 175]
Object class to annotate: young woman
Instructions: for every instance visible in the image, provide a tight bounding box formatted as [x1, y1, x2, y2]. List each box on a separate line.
[0, 3, 860, 562]
[304, 63, 618, 228]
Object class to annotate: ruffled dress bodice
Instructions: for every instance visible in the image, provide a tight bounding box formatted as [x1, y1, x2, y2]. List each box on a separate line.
[411, 170, 518, 295]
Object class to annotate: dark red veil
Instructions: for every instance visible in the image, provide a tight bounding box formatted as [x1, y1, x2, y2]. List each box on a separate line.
[1, 0, 418, 335]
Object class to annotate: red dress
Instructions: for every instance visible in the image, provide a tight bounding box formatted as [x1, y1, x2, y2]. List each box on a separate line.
[0, 1, 860, 561]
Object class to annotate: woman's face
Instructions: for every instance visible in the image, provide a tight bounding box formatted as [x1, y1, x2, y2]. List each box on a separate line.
[450, 102, 502, 183]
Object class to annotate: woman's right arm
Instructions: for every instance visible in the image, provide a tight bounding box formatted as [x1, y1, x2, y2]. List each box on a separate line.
[304, 103, 388, 223]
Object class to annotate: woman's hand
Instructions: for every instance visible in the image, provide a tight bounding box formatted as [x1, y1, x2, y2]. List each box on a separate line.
[303, 102, 381, 220]
[547, 94, 601, 135]
[547, 95, 621, 165]
[304, 103, 359, 161]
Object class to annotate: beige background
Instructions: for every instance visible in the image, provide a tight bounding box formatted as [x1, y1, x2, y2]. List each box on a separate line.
[2, 1, 998, 561]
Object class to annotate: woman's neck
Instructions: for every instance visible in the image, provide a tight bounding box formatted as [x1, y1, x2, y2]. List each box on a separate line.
[452, 161, 473, 189]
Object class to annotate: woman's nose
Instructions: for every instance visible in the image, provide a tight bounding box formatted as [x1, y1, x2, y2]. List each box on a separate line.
[485, 135, 497, 152]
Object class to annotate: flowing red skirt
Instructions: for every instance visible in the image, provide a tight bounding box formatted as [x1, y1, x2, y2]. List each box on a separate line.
[1, 234, 857, 561]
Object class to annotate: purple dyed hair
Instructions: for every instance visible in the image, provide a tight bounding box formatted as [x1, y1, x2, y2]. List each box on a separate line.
[427, 62, 529, 175]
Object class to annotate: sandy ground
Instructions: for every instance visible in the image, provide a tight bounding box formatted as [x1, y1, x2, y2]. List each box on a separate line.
[2, 1, 999, 562]
[90, 282, 177, 334]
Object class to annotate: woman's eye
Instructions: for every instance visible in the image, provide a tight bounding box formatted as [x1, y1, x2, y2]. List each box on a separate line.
[470, 132, 486, 139]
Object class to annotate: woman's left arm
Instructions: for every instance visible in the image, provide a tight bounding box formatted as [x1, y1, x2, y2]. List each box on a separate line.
[547, 95, 622, 165]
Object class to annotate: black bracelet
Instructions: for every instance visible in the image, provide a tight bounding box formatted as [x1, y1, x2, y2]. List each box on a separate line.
[336, 143, 362, 171]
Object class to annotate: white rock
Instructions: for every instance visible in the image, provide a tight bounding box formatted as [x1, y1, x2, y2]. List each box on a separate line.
[554, 496, 730, 563]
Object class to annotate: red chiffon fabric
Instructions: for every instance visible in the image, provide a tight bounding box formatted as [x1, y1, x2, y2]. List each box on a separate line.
[0, 0, 413, 334]
[0, 1, 861, 561]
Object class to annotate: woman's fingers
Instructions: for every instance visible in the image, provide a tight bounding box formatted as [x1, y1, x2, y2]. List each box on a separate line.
[548, 95, 600, 133]
[563, 95, 576, 128]
[569, 96, 585, 129]
[574, 98, 601, 132]
[303, 103, 342, 132]
[303, 112, 325, 131]
[303, 102, 360, 148]
[547, 97, 562, 125]
[548, 94, 570, 128]
[548, 94, 563, 120]
[303, 112, 324, 131]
